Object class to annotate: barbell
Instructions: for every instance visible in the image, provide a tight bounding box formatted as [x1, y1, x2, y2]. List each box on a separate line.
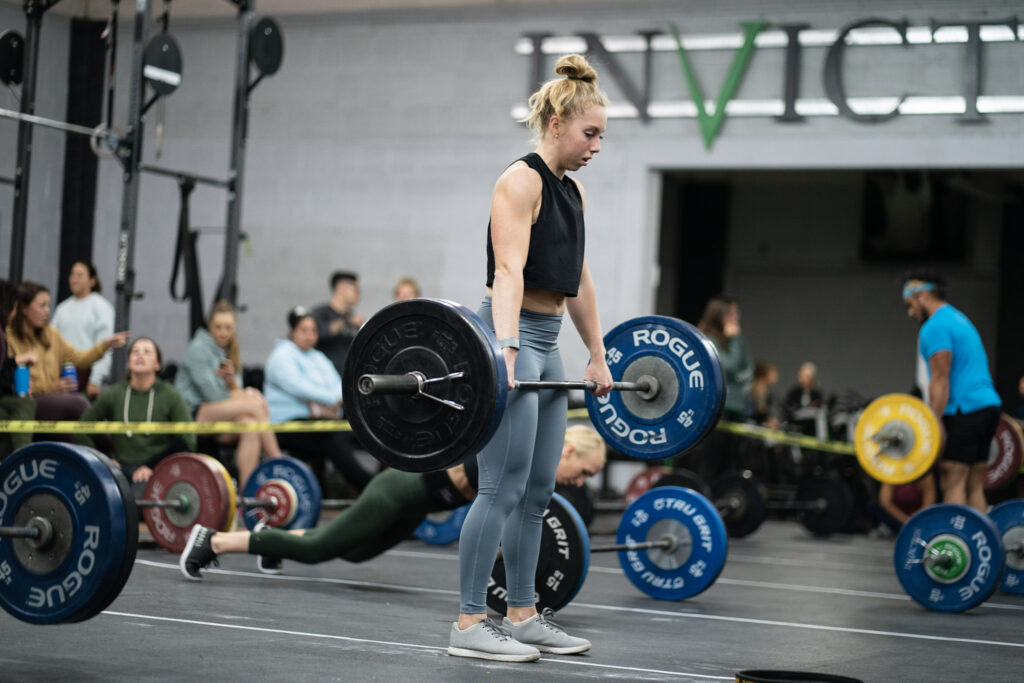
[340, 298, 725, 472]
[488, 485, 728, 613]
[486, 484, 1024, 615]
[0, 444, 369, 624]
[0, 106, 123, 157]
[3, 442, 1023, 624]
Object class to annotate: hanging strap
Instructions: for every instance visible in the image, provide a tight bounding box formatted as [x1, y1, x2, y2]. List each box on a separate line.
[168, 177, 205, 335]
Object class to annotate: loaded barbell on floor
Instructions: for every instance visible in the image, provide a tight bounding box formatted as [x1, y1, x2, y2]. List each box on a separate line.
[0, 444, 366, 624]
[486, 484, 1024, 616]
[340, 299, 725, 473]
[488, 485, 729, 613]
[894, 499, 1024, 612]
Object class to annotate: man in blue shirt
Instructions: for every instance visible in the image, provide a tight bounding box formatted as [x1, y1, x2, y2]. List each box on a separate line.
[903, 271, 1001, 513]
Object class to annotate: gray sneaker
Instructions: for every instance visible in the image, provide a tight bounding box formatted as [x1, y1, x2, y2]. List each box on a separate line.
[503, 608, 591, 655]
[447, 619, 540, 662]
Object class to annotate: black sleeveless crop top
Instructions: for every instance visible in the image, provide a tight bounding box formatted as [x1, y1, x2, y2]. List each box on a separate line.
[485, 153, 585, 297]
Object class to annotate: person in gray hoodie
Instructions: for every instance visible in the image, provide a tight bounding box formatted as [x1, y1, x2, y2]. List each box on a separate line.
[175, 300, 282, 488]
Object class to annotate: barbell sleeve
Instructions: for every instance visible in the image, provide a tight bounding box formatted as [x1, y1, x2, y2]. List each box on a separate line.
[358, 373, 422, 395]
[0, 525, 42, 539]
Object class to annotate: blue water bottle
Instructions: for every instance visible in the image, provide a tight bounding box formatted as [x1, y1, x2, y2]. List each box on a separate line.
[61, 362, 79, 392]
[14, 364, 30, 396]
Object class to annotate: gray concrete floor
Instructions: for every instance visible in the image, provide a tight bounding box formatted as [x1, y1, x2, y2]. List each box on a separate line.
[2, 517, 1022, 682]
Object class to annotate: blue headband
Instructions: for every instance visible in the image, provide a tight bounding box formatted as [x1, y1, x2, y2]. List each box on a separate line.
[902, 280, 934, 300]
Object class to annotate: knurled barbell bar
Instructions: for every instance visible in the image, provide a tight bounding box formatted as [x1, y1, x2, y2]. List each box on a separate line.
[357, 371, 659, 407]
[341, 299, 726, 473]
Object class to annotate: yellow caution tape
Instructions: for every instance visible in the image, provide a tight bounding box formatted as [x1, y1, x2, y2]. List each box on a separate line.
[0, 412, 853, 456]
[715, 419, 855, 455]
[570, 407, 855, 455]
[0, 419, 352, 434]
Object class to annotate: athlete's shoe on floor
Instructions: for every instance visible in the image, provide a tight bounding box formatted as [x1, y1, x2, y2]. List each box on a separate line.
[179, 525, 218, 580]
[447, 619, 541, 662]
[252, 521, 283, 575]
[503, 608, 591, 654]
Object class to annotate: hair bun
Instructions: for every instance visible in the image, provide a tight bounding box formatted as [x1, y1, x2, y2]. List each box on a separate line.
[554, 54, 597, 84]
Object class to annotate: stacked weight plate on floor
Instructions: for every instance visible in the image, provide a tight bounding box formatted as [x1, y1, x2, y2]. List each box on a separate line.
[854, 394, 941, 485]
[585, 316, 725, 461]
[795, 473, 854, 537]
[143, 453, 237, 551]
[709, 471, 768, 538]
[984, 414, 1023, 491]
[894, 503, 1004, 612]
[0, 443, 137, 624]
[616, 486, 728, 600]
[241, 456, 322, 531]
[989, 499, 1024, 594]
[487, 486, 730, 612]
[623, 466, 669, 503]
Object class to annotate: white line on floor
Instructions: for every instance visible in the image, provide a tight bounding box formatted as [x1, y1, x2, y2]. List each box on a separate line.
[99, 611, 731, 681]
[386, 551, 1024, 611]
[573, 602, 1024, 649]
[134, 559, 1024, 646]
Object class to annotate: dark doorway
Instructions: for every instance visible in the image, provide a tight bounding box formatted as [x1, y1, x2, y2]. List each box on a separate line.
[655, 173, 730, 325]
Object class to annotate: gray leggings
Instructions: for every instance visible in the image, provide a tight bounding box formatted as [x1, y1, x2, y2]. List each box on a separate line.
[458, 299, 567, 613]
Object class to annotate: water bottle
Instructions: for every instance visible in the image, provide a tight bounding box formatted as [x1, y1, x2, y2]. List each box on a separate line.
[61, 362, 79, 392]
[14, 364, 29, 396]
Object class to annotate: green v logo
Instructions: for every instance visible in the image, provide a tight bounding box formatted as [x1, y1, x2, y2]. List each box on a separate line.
[669, 21, 769, 149]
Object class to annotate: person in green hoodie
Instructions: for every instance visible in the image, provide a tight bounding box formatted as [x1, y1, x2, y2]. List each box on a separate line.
[77, 337, 195, 496]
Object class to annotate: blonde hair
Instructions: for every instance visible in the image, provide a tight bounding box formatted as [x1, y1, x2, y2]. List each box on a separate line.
[564, 424, 607, 469]
[522, 54, 609, 144]
[207, 299, 242, 371]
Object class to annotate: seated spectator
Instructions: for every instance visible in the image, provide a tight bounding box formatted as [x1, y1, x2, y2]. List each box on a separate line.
[393, 277, 421, 301]
[4, 281, 128, 427]
[0, 280, 36, 460]
[76, 337, 195, 497]
[783, 361, 825, 436]
[174, 300, 281, 488]
[51, 261, 114, 398]
[264, 307, 376, 491]
[747, 361, 779, 429]
[312, 271, 365, 379]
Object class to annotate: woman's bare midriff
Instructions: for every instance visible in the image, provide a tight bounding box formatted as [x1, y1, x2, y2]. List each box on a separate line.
[486, 287, 565, 315]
